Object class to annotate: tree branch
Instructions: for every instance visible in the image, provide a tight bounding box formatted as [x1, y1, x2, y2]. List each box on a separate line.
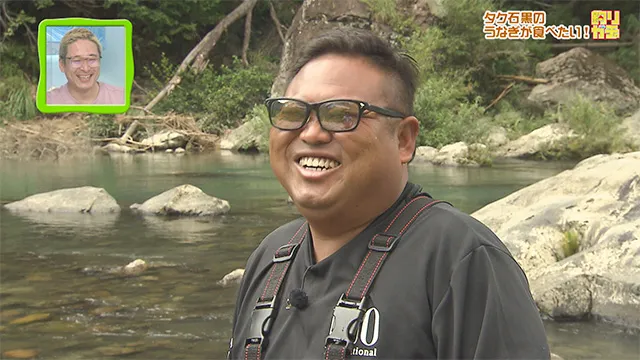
[144, 0, 260, 112]
[484, 82, 515, 113]
[242, 2, 255, 66]
[269, 1, 286, 43]
[497, 75, 549, 84]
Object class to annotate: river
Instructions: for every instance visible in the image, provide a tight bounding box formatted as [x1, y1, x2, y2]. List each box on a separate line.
[0, 152, 638, 359]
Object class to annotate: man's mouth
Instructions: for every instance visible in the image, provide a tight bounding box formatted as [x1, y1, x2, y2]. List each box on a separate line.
[297, 156, 341, 171]
[78, 74, 93, 82]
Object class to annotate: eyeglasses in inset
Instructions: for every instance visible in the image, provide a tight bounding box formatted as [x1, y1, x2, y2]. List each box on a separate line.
[66, 56, 101, 68]
[264, 98, 407, 132]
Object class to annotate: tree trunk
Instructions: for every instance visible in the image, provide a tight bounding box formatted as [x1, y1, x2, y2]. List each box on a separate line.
[242, 2, 255, 66]
[144, 0, 260, 112]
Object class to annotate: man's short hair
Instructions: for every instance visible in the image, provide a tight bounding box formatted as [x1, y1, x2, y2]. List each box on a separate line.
[59, 28, 103, 62]
[285, 27, 419, 115]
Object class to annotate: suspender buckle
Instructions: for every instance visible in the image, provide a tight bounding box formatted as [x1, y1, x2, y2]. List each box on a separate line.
[368, 233, 399, 252]
[245, 299, 276, 348]
[273, 243, 300, 263]
[325, 294, 366, 350]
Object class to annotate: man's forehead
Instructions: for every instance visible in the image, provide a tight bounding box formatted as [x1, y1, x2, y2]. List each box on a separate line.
[67, 39, 99, 56]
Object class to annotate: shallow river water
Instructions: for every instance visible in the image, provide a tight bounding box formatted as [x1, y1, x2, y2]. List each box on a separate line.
[0, 152, 638, 359]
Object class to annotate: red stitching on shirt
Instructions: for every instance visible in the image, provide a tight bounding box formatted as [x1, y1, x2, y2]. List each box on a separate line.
[384, 196, 425, 232]
[346, 250, 373, 297]
[289, 221, 307, 244]
[260, 263, 278, 301]
[399, 201, 438, 235]
[360, 252, 388, 298]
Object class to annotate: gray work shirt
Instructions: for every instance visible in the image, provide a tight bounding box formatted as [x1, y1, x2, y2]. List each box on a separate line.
[229, 183, 550, 359]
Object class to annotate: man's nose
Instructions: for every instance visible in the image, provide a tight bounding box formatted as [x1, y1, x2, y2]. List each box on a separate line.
[80, 60, 90, 71]
[299, 112, 331, 144]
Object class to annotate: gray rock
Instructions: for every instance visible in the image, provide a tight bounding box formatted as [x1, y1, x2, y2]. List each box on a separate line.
[101, 143, 135, 153]
[413, 146, 438, 163]
[130, 184, 230, 217]
[174, 147, 186, 154]
[413, 142, 487, 167]
[494, 124, 574, 158]
[4, 186, 120, 214]
[217, 268, 244, 287]
[528, 47, 640, 113]
[140, 130, 187, 150]
[621, 108, 640, 148]
[472, 152, 640, 328]
[219, 118, 264, 152]
[485, 126, 509, 147]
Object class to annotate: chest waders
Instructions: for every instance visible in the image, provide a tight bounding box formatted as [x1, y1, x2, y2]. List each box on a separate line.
[241, 195, 449, 360]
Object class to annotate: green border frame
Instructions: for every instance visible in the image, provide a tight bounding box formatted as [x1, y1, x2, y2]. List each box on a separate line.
[36, 18, 133, 114]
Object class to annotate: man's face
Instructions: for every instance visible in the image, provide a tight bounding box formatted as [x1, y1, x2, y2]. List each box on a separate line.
[59, 39, 100, 91]
[269, 54, 414, 216]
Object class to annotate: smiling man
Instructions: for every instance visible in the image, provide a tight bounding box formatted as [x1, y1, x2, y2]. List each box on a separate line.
[46, 28, 124, 105]
[228, 27, 550, 360]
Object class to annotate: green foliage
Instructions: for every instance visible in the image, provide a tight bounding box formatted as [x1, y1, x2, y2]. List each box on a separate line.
[362, 0, 415, 32]
[0, 75, 37, 121]
[538, 94, 634, 160]
[148, 57, 275, 134]
[490, 99, 554, 139]
[556, 229, 580, 261]
[86, 114, 120, 139]
[413, 71, 488, 148]
[607, 13, 640, 85]
[104, 0, 230, 65]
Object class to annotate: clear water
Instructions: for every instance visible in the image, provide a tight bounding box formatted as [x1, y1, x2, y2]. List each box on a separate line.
[0, 152, 637, 359]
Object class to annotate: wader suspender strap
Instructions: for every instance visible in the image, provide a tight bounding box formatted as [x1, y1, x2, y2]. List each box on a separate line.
[242, 196, 448, 360]
[324, 196, 448, 360]
[244, 221, 308, 360]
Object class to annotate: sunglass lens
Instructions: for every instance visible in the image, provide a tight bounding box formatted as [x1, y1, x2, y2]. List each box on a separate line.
[319, 101, 359, 131]
[270, 100, 307, 130]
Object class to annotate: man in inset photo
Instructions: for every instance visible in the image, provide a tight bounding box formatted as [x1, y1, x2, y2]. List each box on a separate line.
[47, 27, 124, 105]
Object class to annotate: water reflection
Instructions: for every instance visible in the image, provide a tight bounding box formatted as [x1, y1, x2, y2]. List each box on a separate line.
[140, 215, 226, 244]
[5, 211, 119, 236]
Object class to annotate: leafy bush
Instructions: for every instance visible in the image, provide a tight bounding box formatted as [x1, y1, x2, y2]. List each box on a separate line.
[0, 75, 37, 121]
[87, 114, 120, 138]
[538, 94, 635, 160]
[412, 68, 488, 148]
[147, 56, 275, 134]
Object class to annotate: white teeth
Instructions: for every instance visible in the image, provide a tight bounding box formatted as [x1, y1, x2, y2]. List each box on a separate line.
[298, 156, 340, 170]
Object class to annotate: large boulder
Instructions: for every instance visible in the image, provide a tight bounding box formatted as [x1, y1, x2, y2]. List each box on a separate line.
[131, 184, 230, 216]
[270, 0, 439, 97]
[472, 152, 640, 328]
[528, 47, 640, 114]
[494, 124, 574, 159]
[621, 108, 640, 148]
[413, 142, 490, 167]
[140, 130, 187, 151]
[4, 187, 120, 214]
[219, 117, 264, 152]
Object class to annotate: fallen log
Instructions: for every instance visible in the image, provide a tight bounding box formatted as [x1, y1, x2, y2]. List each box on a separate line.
[484, 82, 515, 112]
[497, 75, 550, 84]
[144, 0, 260, 112]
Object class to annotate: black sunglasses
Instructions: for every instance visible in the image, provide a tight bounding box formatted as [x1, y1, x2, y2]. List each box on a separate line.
[264, 98, 407, 132]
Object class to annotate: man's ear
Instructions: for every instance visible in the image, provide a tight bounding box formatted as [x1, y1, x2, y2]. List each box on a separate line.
[58, 59, 65, 73]
[396, 116, 419, 164]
